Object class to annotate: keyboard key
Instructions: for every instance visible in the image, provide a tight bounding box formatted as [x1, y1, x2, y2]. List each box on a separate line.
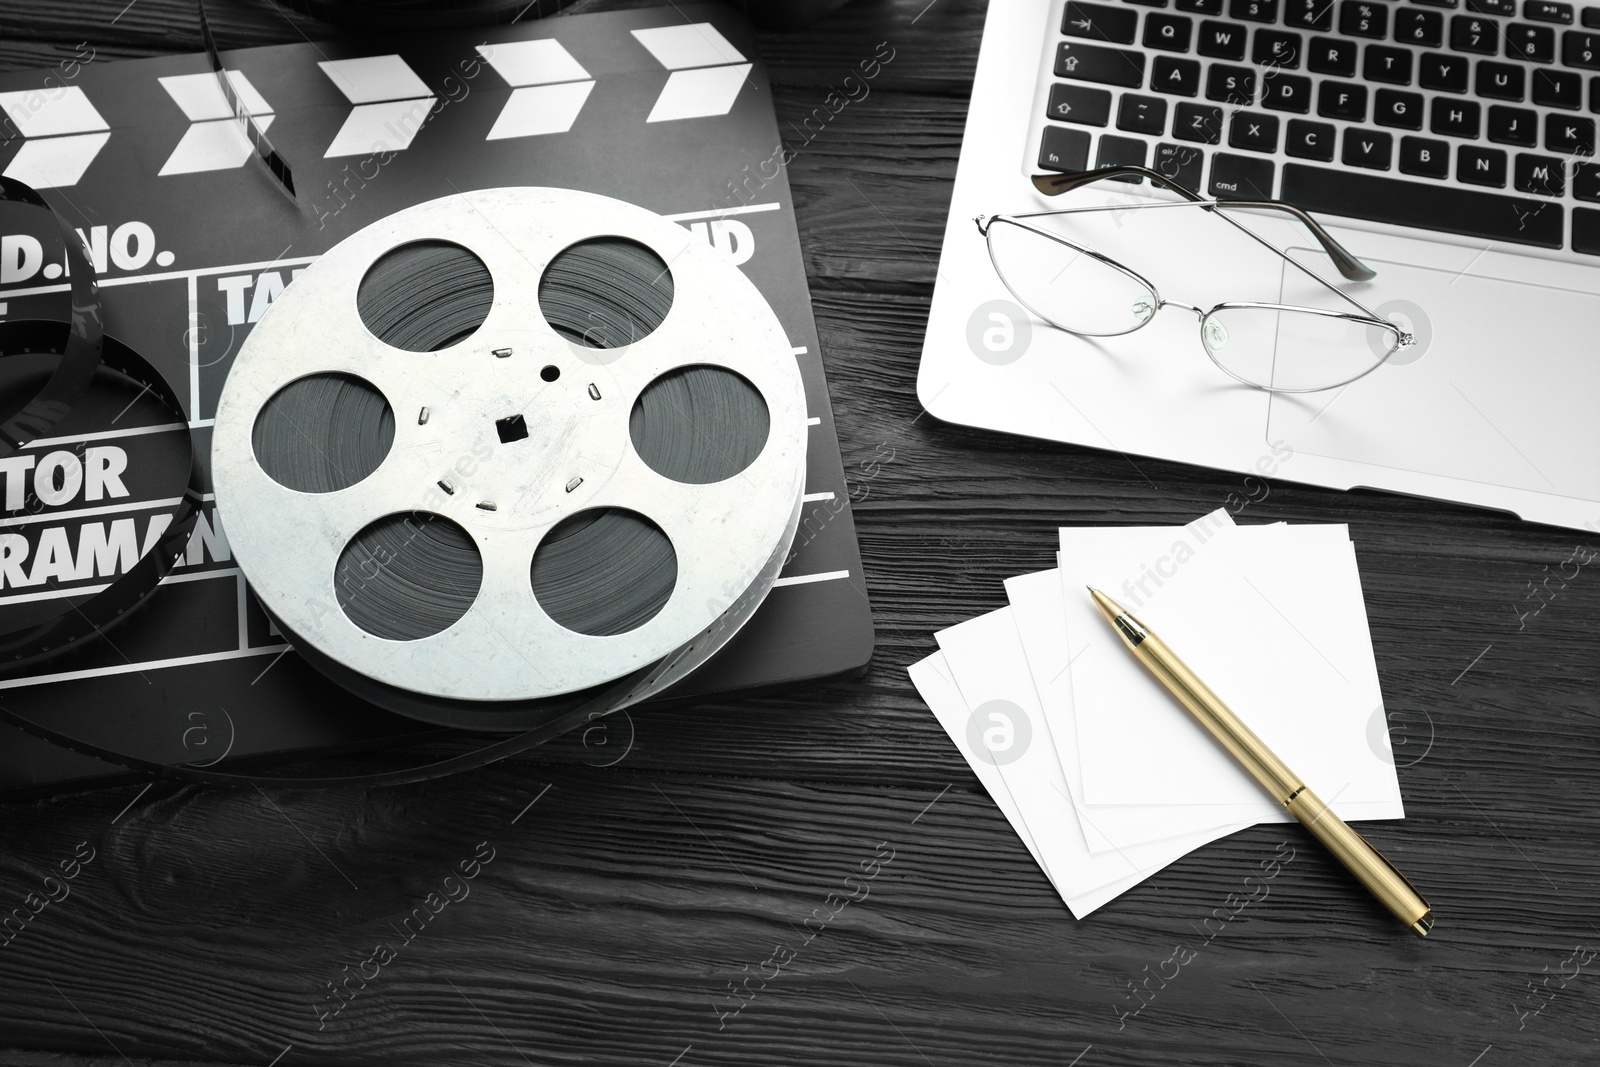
[1097, 133, 1150, 177]
[1285, 0, 1335, 29]
[1376, 88, 1426, 127]
[1546, 111, 1598, 149]
[1396, 8, 1446, 45]
[1525, 1, 1575, 23]
[1039, 126, 1092, 171]
[1118, 93, 1170, 132]
[1413, 0, 1461, 8]
[1450, 15, 1500, 52]
[1254, 30, 1304, 66]
[1507, 22, 1559, 60]
[1229, 110, 1282, 150]
[1533, 67, 1584, 105]
[1229, 0, 1280, 21]
[1065, 2, 1141, 43]
[1400, 134, 1452, 176]
[1287, 118, 1338, 158]
[1153, 141, 1207, 189]
[1420, 52, 1472, 90]
[1365, 45, 1416, 83]
[1431, 97, 1482, 135]
[1198, 19, 1249, 58]
[1318, 80, 1369, 118]
[1263, 72, 1314, 110]
[1206, 64, 1258, 103]
[1124, 0, 1170, 7]
[1048, 84, 1115, 126]
[1477, 60, 1528, 99]
[1056, 41, 1148, 87]
[1575, 160, 1600, 197]
[1564, 29, 1600, 65]
[1584, 6, 1600, 27]
[1209, 152, 1276, 196]
[1342, 127, 1395, 168]
[1592, 73, 1600, 108]
[1340, 1, 1390, 36]
[1309, 36, 1360, 75]
[1516, 152, 1567, 193]
[1176, 0, 1225, 12]
[1488, 104, 1541, 143]
[1153, 55, 1204, 94]
[1575, 207, 1600, 253]
[1467, 0, 1516, 13]
[1458, 144, 1510, 184]
[1280, 162, 1564, 246]
[1145, 12, 1197, 50]
[1174, 101, 1225, 141]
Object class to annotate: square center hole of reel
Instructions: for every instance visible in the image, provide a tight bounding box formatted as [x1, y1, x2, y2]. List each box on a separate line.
[495, 414, 529, 443]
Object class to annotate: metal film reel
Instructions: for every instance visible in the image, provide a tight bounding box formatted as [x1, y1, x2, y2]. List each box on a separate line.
[212, 188, 807, 731]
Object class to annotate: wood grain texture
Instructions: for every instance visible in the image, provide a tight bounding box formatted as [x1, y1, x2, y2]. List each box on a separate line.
[2, 0, 1599, 1065]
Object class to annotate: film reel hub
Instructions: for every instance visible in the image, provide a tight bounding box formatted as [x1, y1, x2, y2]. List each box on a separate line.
[389, 342, 629, 530]
[213, 188, 806, 719]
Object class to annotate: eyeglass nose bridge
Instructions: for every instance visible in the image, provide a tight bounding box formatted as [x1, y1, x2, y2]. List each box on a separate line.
[1129, 296, 1205, 327]
[1159, 298, 1207, 318]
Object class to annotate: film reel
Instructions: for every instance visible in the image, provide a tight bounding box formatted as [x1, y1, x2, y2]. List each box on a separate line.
[212, 188, 807, 735]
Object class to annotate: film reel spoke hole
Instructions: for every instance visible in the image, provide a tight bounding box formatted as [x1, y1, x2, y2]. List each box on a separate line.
[253, 373, 394, 493]
[358, 240, 493, 352]
[631, 365, 769, 484]
[531, 508, 676, 637]
[335, 513, 482, 641]
[539, 237, 674, 353]
[495, 414, 529, 444]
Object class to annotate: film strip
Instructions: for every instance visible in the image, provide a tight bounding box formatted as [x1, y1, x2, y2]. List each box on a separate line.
[198, 0, 296, 202]
[0, 176, 202, 674]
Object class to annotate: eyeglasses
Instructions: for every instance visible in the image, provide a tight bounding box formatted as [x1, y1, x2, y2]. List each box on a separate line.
[974, 166, 1414, 394]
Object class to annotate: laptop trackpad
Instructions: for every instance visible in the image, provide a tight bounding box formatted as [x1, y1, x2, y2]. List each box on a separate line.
[1266, 253, 1600, 501]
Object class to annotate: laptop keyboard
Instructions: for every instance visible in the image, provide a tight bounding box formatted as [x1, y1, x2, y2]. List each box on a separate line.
[1037, 0, 1600, 254]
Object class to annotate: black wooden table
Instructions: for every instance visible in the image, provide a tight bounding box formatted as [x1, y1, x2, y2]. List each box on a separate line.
[2, 1, 1598, 1064]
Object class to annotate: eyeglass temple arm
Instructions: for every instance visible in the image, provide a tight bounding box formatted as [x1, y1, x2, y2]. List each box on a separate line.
[1029, 166, 1377, 283]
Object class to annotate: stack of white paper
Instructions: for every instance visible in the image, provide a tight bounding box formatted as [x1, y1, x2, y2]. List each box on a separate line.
[908, 509, 1404, 917]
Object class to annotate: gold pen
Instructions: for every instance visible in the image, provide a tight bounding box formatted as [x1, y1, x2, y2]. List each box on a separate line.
[1087, 588, 1434, 937]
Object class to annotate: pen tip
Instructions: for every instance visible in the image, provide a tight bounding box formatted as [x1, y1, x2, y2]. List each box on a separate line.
[1087, 587, 1128, 620]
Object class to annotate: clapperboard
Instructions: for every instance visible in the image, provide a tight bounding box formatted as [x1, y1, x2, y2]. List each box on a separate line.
[0, 5, 874, 794]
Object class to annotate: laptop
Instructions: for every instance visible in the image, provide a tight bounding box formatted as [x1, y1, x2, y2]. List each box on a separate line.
[920, 0, 1600, 532]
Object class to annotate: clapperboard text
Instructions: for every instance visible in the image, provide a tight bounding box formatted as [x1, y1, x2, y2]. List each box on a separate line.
[0, 441, 228, 596]
[1, 218, 169, 283]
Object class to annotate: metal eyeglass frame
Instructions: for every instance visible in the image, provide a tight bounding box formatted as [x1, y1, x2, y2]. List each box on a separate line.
[973, 165, 1414, 394]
